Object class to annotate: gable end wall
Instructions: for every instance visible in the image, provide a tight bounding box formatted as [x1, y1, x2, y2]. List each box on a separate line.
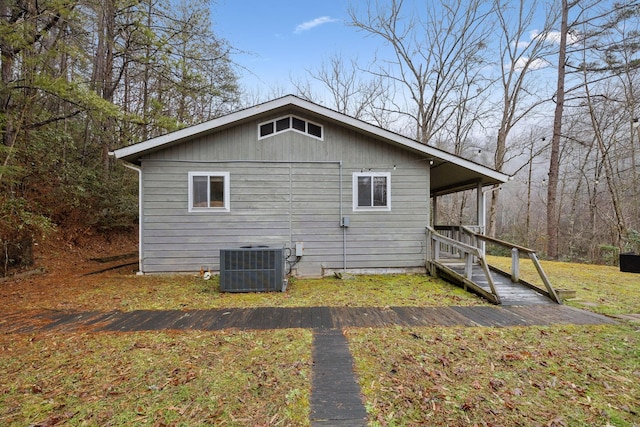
[139, 115, 430, 276]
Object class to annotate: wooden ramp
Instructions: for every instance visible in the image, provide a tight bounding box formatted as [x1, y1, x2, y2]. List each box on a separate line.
[434, 260, 557, 305]
[427, 226, 561, 306]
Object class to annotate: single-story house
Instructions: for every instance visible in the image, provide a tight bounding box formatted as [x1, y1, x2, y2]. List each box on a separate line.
[112, 95, 509, 277]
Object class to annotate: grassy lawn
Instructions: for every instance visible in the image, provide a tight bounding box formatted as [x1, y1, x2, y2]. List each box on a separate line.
[1, 262, 639, 426]
[0, 329, 312, 426]
[5, 273, 488, 312]
[347, 324, 639, 426]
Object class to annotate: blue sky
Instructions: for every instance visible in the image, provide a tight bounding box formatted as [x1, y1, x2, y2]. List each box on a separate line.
[213, 0, 366, 94]
[212, 0, 558, 99]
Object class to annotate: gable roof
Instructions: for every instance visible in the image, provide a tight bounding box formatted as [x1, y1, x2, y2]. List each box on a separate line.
[112, 95, 509, 196]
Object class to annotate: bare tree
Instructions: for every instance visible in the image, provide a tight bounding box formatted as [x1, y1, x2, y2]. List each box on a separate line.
[487, 0, 559, 237]
[90, 0, 118, 175]
[348, 0, 494, 145]
[292, 54, 393, 127]
[577, 2, 640, 252]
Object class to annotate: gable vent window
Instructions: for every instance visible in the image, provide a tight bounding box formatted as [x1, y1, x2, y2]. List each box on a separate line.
[307, 122, 322, 138]
[258, 115, 323, 140]
[276, 117, 290, 132]
[259, 122, 274, 137]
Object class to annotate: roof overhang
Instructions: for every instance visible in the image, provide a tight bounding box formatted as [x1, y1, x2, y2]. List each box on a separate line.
[112, 95, 509, 195]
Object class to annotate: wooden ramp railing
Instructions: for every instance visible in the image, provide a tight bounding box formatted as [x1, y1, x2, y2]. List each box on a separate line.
[426, 226, 561, 305]
[426, 226, 500, 304]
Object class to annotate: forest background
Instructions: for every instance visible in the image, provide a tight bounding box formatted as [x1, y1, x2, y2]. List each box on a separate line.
[1, 0, 640, 276]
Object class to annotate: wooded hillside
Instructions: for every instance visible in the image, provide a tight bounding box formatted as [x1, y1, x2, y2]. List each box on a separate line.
[1, 0, 240, 274]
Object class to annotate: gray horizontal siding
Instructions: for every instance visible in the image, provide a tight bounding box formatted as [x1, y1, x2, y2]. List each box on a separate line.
[139, 116, 431, 274]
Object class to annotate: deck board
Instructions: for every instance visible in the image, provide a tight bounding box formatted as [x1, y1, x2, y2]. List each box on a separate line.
[392, 306, 480, 327]
[450, 306, 529, 327]
[436, 261, 556, 305]
[310, 329, 367, 426]
[331, 307, 401, 328]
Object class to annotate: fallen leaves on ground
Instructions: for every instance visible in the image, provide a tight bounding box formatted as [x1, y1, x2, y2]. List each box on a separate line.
[0, 329, 312, 426]
[347, 324, 640, 426]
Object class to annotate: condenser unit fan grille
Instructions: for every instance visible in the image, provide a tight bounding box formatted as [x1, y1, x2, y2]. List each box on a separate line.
[220, 246, 286, 292]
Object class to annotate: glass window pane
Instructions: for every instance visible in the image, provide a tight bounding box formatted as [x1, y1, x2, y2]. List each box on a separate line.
[357, 176, 372, 207]
[209, 176, 225, 207]
[308, 122, 322, 138]
[260, 122, 274, 137]
[193, 176, 208, 207]
[292, 117, 305, 131]
[276, 117, 290, 132]
[373, 176, 387, 207]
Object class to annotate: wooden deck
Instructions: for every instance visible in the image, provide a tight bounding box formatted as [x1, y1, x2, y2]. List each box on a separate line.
[1, 305, 615, 334]
[434, 260, 557, 305]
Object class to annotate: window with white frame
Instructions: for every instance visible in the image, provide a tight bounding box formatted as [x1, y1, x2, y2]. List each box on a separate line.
[188, 172, 230, 212]
[258, 115, 323, 140]
[353, 172, 391, 211]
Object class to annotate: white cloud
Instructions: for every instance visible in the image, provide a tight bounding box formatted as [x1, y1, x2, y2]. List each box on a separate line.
[545, 31, 562, 44]
[512, 56, 550, 71]
[294, 16, 339, 34]
[512, 29, 582, 61]
[532, 30, 581, 46]
[530, 29, 544, 43]
[512, 30, 546, 51]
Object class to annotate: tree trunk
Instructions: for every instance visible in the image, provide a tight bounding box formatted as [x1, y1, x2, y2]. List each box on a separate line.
[489, 126, 508, 237]
[92, 0, 116, 176]
[0, 1, 15, 151]
[546, 0, 568, 259]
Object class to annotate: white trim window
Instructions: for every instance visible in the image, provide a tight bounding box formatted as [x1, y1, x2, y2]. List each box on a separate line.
[188, 172, 230, 212]
[353, 172, 391, 211]
[258, 115, 323, 140]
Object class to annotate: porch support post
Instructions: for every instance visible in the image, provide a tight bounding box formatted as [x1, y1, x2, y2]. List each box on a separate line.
[477, 182, 486, 256]
[477, 181, 484, 233]
[511, 247, 520, 282]
[426, 163, 432, 269]
[433, 195, 438, 226]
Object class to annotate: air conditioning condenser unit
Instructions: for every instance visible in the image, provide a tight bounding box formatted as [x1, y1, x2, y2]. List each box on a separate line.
[219, 245, 286, 292]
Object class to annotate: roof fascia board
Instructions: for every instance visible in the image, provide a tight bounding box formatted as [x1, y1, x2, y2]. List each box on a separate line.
[304, 100, 509, 184]
[112, 96, 296, 160]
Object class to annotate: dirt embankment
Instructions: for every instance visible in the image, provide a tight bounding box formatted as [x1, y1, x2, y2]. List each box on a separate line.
[1, 229, 138, 313]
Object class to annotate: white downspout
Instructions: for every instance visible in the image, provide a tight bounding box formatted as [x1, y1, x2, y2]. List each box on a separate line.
[340, 161, 346, 271]
[121, 162, 143, 274]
